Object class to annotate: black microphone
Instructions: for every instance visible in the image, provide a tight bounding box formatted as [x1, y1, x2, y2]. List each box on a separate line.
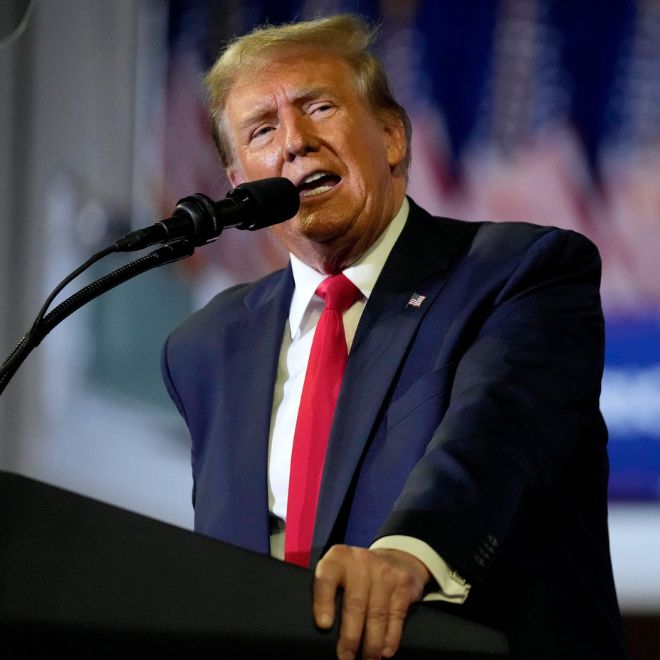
[114, 177, 300, 252]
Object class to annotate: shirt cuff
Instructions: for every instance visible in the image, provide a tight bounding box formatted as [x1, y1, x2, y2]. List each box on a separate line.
[370, 535, 471, 604]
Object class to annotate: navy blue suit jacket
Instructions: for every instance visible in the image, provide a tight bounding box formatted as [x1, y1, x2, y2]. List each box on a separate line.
[162, 199, 626, 659]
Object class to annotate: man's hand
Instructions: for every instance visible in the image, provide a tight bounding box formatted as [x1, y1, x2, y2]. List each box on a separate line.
[313, 545, 431, 660]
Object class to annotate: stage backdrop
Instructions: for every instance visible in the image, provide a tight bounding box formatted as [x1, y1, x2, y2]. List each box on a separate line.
[112, 0, 658, 501]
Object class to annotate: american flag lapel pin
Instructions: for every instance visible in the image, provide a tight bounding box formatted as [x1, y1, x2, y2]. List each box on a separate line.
[406, 292, 426, 309]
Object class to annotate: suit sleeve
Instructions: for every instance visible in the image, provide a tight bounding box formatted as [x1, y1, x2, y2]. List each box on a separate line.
[375, 227, 605, 584]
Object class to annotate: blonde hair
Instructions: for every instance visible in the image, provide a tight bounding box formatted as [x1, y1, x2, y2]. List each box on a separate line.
[204, 14, 411, 172]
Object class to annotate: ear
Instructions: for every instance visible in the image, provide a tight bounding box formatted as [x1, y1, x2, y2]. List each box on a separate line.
[383, 115, 407, 171]
[227, 168, 245, 188]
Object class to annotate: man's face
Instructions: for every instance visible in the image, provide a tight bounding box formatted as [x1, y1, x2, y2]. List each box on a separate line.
[222, 51, 407, 273]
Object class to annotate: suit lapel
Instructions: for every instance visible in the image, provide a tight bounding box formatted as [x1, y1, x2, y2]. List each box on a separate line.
[312, 201, 472, 557]
[220, 267, 294, 553]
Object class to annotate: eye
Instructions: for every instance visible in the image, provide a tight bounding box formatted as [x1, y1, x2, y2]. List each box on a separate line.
[309, 102, 335, 115]
[250, 124, 275, 142]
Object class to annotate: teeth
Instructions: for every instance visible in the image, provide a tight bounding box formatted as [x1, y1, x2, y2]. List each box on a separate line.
[300, 184, 333, 197]
[302, 172, 331, 185]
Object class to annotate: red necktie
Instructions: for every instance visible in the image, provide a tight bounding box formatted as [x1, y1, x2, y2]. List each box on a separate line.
[284, 273, 361, 567]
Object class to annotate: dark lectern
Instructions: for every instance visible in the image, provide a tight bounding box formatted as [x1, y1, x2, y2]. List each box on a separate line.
[0, 471, 508, 658]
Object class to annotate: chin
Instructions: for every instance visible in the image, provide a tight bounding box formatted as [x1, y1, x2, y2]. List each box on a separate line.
[296, 209, 350, 242]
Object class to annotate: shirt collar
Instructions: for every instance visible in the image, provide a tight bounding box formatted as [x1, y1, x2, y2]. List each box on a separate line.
[288, 197, 409, 338]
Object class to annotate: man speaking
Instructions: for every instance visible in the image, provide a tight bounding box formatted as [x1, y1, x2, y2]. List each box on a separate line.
[161, 14, 626, 660]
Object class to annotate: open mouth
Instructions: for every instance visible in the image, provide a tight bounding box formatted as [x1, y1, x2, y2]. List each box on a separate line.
[297, 172, 341, 198]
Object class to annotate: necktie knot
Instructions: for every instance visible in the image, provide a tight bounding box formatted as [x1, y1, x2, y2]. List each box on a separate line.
[316, 273, 361, 313]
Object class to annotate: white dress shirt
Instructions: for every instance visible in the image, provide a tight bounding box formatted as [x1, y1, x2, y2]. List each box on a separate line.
[267, 198, 469, 603]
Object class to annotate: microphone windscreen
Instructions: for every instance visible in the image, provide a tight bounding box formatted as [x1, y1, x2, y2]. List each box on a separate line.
[231, 177, 300, 230]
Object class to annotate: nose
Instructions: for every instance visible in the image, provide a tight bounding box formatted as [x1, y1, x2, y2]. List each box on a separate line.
[282, 111, 319, 161]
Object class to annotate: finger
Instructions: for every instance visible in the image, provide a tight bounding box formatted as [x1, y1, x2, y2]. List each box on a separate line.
[313, 555, 343, 629]
[369, 549, 429, 658]
[382, 588, 412, 658]
[337, 559, 370, 660]
[361, 577, 391, 659]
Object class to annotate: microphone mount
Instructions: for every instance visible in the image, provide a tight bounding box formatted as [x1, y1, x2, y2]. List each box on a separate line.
[114, 177, 299, 252]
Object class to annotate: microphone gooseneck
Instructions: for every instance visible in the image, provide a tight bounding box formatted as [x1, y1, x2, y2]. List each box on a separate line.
[0, 177, 300, 397]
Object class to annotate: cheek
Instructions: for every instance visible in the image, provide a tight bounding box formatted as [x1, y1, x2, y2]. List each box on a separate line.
[342, 132, 391, 184]
[237, 146, 282, 178]
[259, 148, 282, 172]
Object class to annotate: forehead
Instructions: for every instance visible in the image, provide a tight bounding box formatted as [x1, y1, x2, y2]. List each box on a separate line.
[224, 51, 361, 117]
